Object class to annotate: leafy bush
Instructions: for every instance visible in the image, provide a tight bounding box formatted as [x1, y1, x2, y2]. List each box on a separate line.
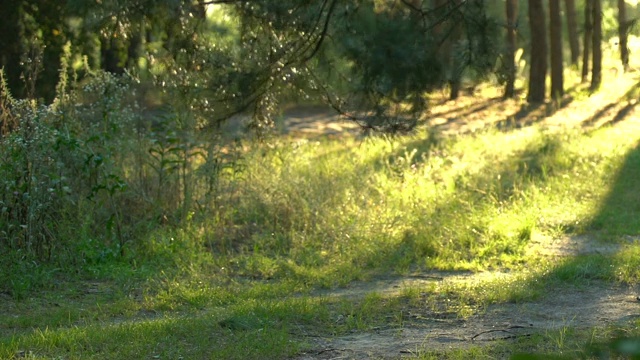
[0, 62, 242, 274]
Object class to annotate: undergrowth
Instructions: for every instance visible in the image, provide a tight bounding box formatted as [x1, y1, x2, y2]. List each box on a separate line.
[2, 64, 640, 359]
[2, 70, 640, 295]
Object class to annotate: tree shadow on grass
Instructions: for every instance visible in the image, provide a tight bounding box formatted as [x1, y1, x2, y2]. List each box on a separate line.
[235, 132, 640, 358]
[223, 97, 640, 286]
[251, 92, 640, 357]
[605, 100, 639, 127]
[494, 95, 576, 132]
[428, 91, 578, 135]
[235, 83, 640, 282]
[581, 81, 640, 129]
[588, 141, 640, 236]
[428, 96, 503, 126]
[496, 138, 640, 350]
[358, 120, 640, 281]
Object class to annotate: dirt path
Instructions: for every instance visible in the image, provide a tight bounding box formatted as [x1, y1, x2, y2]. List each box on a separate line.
[295, 235, 640, 359]
[296, 285, 638, 359]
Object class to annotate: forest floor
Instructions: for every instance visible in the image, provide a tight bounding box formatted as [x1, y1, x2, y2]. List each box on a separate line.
[278, 73, 640, 139]
[278, 76, 640, 358]
[3, 74, 640, 360]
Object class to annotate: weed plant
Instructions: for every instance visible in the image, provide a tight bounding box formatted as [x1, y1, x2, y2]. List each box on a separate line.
[0, 60, 243, 297]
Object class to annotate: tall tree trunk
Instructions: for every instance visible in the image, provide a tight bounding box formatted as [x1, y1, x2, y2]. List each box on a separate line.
[31, 1, 67, 102]
[527, 0, 547, 103]
[0, 1, 23, 98]
[444, 0, 464, 100]
[126, 20, 145, 70]
[432, 0, 449, 91]
[504, 0, 518, 98]
[101, 38, 124, 75]
[433, 0, 463, 100]
[582, 0, 593, 82]
[564, 0, 580, 65]
[549, 0, 564, 99]
[618, 0, 630, 71]
[591, 0, 602, 90]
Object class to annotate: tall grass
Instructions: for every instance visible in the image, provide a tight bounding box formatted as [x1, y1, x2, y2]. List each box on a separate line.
[3, 65, 640, 358]
[3, 63, 639, 295]
[216, 122, 637, 281]
[1, 46, 639, 294]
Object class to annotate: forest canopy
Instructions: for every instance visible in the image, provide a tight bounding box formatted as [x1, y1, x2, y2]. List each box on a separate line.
[1, 0, 505, 132]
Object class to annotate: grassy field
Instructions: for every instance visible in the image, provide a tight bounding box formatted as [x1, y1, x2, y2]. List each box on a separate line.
[2, 75, 640, 359]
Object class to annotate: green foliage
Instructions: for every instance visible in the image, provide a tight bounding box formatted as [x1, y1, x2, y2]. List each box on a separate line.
[336, 3, 441, 110]
[4, 65, 640, 296]
[3, 0, 510, 132]
[0, 57, 243, 290]
[0, 87, 67, 260]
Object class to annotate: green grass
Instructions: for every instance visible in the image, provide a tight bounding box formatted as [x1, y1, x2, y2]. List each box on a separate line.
[1, 313, 297, 359]
[413, 324, 640, 360]
[3, 94, 640, 358]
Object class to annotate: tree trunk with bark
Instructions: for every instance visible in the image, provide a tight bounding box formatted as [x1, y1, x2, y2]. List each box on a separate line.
[591, 0, 602, 90]
[527, 0, 547, 103]
[618, 0, 630, 71]
[101, 38, 125, 75]
[0, 1, 23, 97]
[564, 0, 580, 65]
[550, 0, 564, 99]
[126, 21, 145, 69]
[444, 0, 464, 100]
[582, 0, 593, 82]
[504, 0, 518, 98]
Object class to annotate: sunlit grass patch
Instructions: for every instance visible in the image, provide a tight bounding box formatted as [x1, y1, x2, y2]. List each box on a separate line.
[611, 245, 640, 284]
[205, 117, 640, 284]
[4, 83, 640, 359]
[0, 312, 297, 360]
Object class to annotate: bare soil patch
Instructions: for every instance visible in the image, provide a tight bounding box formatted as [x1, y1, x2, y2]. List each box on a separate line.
[296, 285, 639, 359]
[295, 235, 640, 359]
